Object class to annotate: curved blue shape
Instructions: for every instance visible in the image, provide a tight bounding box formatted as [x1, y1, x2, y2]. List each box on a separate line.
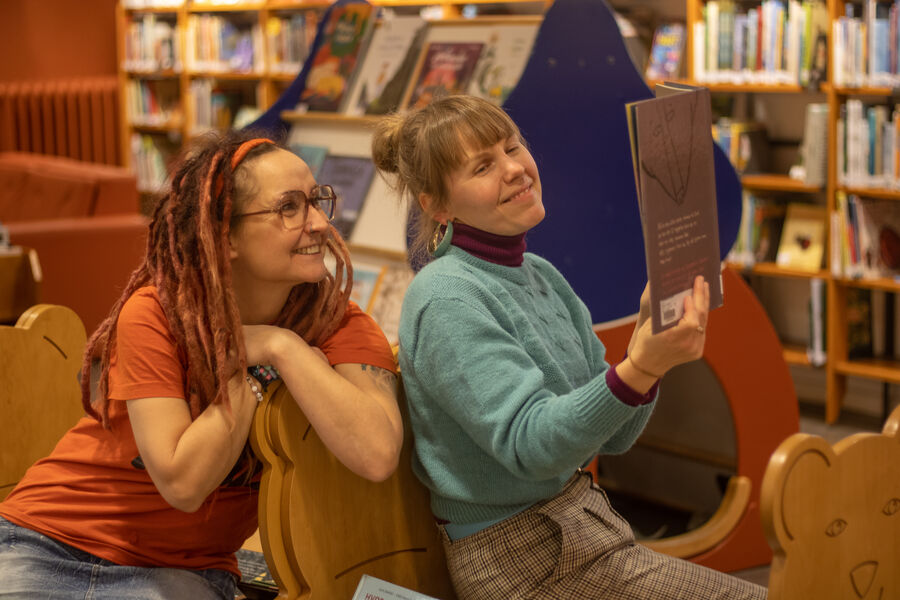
[504, 0, 740, 324]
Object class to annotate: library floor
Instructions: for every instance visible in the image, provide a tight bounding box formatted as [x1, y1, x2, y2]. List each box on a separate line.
[729, 401, 886, 588]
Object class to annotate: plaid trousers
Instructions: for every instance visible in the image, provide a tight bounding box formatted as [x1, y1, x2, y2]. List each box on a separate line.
[440, 471, 767, 600]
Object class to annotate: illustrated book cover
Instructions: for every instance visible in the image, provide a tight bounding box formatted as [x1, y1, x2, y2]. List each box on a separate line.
[315, 154, 375, 240]
[288, 143, 328, 178]
[775, 203, 827, 272]
[298, 3, 374, 112]
[466, 23, 539, 105]
[644, 23, 686, 81]
[626, 81, 724, 333]
[342, 15, 426, 116]
[403, 41, 484, 110]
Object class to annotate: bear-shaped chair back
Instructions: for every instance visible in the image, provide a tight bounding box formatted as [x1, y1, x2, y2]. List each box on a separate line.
[761, 405, 900, 599]
[0, 304, 86, 500]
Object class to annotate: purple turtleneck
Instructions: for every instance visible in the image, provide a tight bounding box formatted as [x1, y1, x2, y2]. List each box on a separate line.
[448, 221, 527, 267]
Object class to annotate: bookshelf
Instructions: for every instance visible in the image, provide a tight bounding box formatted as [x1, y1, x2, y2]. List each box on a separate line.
[683, 0, 900, 423]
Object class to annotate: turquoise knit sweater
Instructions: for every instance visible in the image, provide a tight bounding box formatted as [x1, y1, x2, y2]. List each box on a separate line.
[398, 246, 656, 524]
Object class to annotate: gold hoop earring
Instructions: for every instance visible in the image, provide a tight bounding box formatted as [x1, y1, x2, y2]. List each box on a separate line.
[428, 224, 444, 254]
[428, 221, 454, 255]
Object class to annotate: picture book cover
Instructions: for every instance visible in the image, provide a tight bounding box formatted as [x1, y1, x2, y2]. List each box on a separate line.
[315, 155, 375, 240]
[349, 261, 386, 313]
[626, 82, 724, 333]
[298, 3, 374, 112]
[644, 23, 686, 81]
[466, 24, 539, 105]
[775, 203, 827, 272]
[288, 143, 328, 178]
[404, 41, 485, 110]
[342, 15, 426, 116]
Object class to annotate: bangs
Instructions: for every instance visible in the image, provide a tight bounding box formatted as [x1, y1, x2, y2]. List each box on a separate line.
[433, 104, 520, 173]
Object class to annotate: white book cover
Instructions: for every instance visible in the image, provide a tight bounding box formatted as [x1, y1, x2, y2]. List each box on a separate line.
[466, 23, 539, 105]
[352, 574, 441, 600]
[343, 16, 425, 116]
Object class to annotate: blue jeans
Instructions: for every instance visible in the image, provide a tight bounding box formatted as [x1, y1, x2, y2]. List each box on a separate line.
[0, 516, 236, 599]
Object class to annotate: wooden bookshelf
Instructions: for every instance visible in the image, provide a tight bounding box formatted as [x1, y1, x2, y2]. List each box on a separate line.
[687, 0, 900, 423]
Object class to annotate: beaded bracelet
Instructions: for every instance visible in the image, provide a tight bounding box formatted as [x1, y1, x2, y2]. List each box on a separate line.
[247, 364, 280, 391]
[245, 376, 264, 402]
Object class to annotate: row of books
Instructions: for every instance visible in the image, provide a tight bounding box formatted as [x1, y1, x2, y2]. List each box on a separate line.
[838, 99, 900, 189]
[122, 11, 318, 75]
[130, 133, 172, 194]
[692, 0, 828, 87]
[711, 118, 769, 175]
[806, 284, 900, 364]
[297, 6, 539, 115]
[123, 14, 179, 72]
[186, 78, 261, 134]
[728, 196, 827, 272]
[184, 14, 264, 74]
[832, 0, 900, 88]
[833, 191, 900, 280]
[125, 79, 182, 127]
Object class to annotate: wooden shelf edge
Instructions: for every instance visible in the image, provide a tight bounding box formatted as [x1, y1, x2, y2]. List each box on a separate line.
[280, 110, 381, 125]
[832, 276, 900, 292]
[834, 359, 900, 384]
[840, 185, 900, 200]
[726, 262, 828, 280]
[741, 173, 822, 193]
[782, 344, 814, 367]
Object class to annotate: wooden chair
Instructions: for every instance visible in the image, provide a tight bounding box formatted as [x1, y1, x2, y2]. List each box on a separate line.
[0, 304, 86, 500]
[760, 404, 900, 599]
[249, 379, 457, 600]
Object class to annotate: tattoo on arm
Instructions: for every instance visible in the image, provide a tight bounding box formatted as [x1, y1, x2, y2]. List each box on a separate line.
[359, 364, 398, 395]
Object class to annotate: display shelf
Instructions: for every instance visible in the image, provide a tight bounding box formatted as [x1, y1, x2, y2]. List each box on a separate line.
[840, 186, 900, 201]
[740, 174, 822, 193]
[782, 343, 813, 367]
[834, 359, 900, 385]
[726, 262, 828, 281]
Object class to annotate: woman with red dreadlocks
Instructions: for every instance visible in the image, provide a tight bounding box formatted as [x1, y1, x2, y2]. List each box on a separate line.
[0, 130, 403, 599]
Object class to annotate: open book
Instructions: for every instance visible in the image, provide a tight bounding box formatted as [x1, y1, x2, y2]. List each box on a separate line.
[626, 82, 724, 333]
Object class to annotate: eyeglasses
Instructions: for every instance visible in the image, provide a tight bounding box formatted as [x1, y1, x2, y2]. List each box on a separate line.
[233, 185, 336, 230]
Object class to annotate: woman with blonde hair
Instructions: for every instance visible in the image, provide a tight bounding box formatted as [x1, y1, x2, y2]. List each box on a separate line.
[0, 130, 402, 599]
[372, 94, 765, 599]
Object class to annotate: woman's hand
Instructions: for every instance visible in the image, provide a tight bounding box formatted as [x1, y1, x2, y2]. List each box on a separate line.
[631, 275, 710, 375]
[617, 276, 709, 392]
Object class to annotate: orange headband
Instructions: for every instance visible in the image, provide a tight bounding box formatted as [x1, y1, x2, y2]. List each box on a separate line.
[213, 138, 274, 199]
[232, 138, 274, 169]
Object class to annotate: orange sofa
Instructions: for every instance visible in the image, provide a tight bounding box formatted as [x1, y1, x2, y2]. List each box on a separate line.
[0, 152, 149, 335]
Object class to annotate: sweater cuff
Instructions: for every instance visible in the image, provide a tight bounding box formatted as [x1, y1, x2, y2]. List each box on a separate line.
[606, 363, 658, 406]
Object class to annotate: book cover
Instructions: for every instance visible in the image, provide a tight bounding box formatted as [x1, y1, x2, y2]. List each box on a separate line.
[626, 82, 724, 333]
[349, 261, 386, 313]
[288, 143, 328, 178]
[298, 3, 374, 112]
[342, 16, 426, 116]
[315, 155, 375, 240]
[853, 196, 900, 278]
[466, 24, 539, 105]
[775, 203, 827, 272]
[403, 41, 485, 110]
[352, 574, 440, 600]
[645, 23, 686, 80]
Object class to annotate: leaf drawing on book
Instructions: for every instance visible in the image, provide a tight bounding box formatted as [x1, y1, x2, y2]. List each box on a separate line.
[638, 91, 698, 207]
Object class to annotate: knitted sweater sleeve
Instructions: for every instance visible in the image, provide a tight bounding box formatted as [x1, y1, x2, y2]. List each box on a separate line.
[404, 293, 655, 481]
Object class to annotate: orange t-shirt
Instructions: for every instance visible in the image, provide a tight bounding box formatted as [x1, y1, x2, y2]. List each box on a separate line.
[0, 287, 396, 577]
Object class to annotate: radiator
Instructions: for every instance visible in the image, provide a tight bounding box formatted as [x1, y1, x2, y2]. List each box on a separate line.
[0, 77, 121, 166]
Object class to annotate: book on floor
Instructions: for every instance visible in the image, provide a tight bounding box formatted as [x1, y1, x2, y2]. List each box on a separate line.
[626, 81, 724, 333]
